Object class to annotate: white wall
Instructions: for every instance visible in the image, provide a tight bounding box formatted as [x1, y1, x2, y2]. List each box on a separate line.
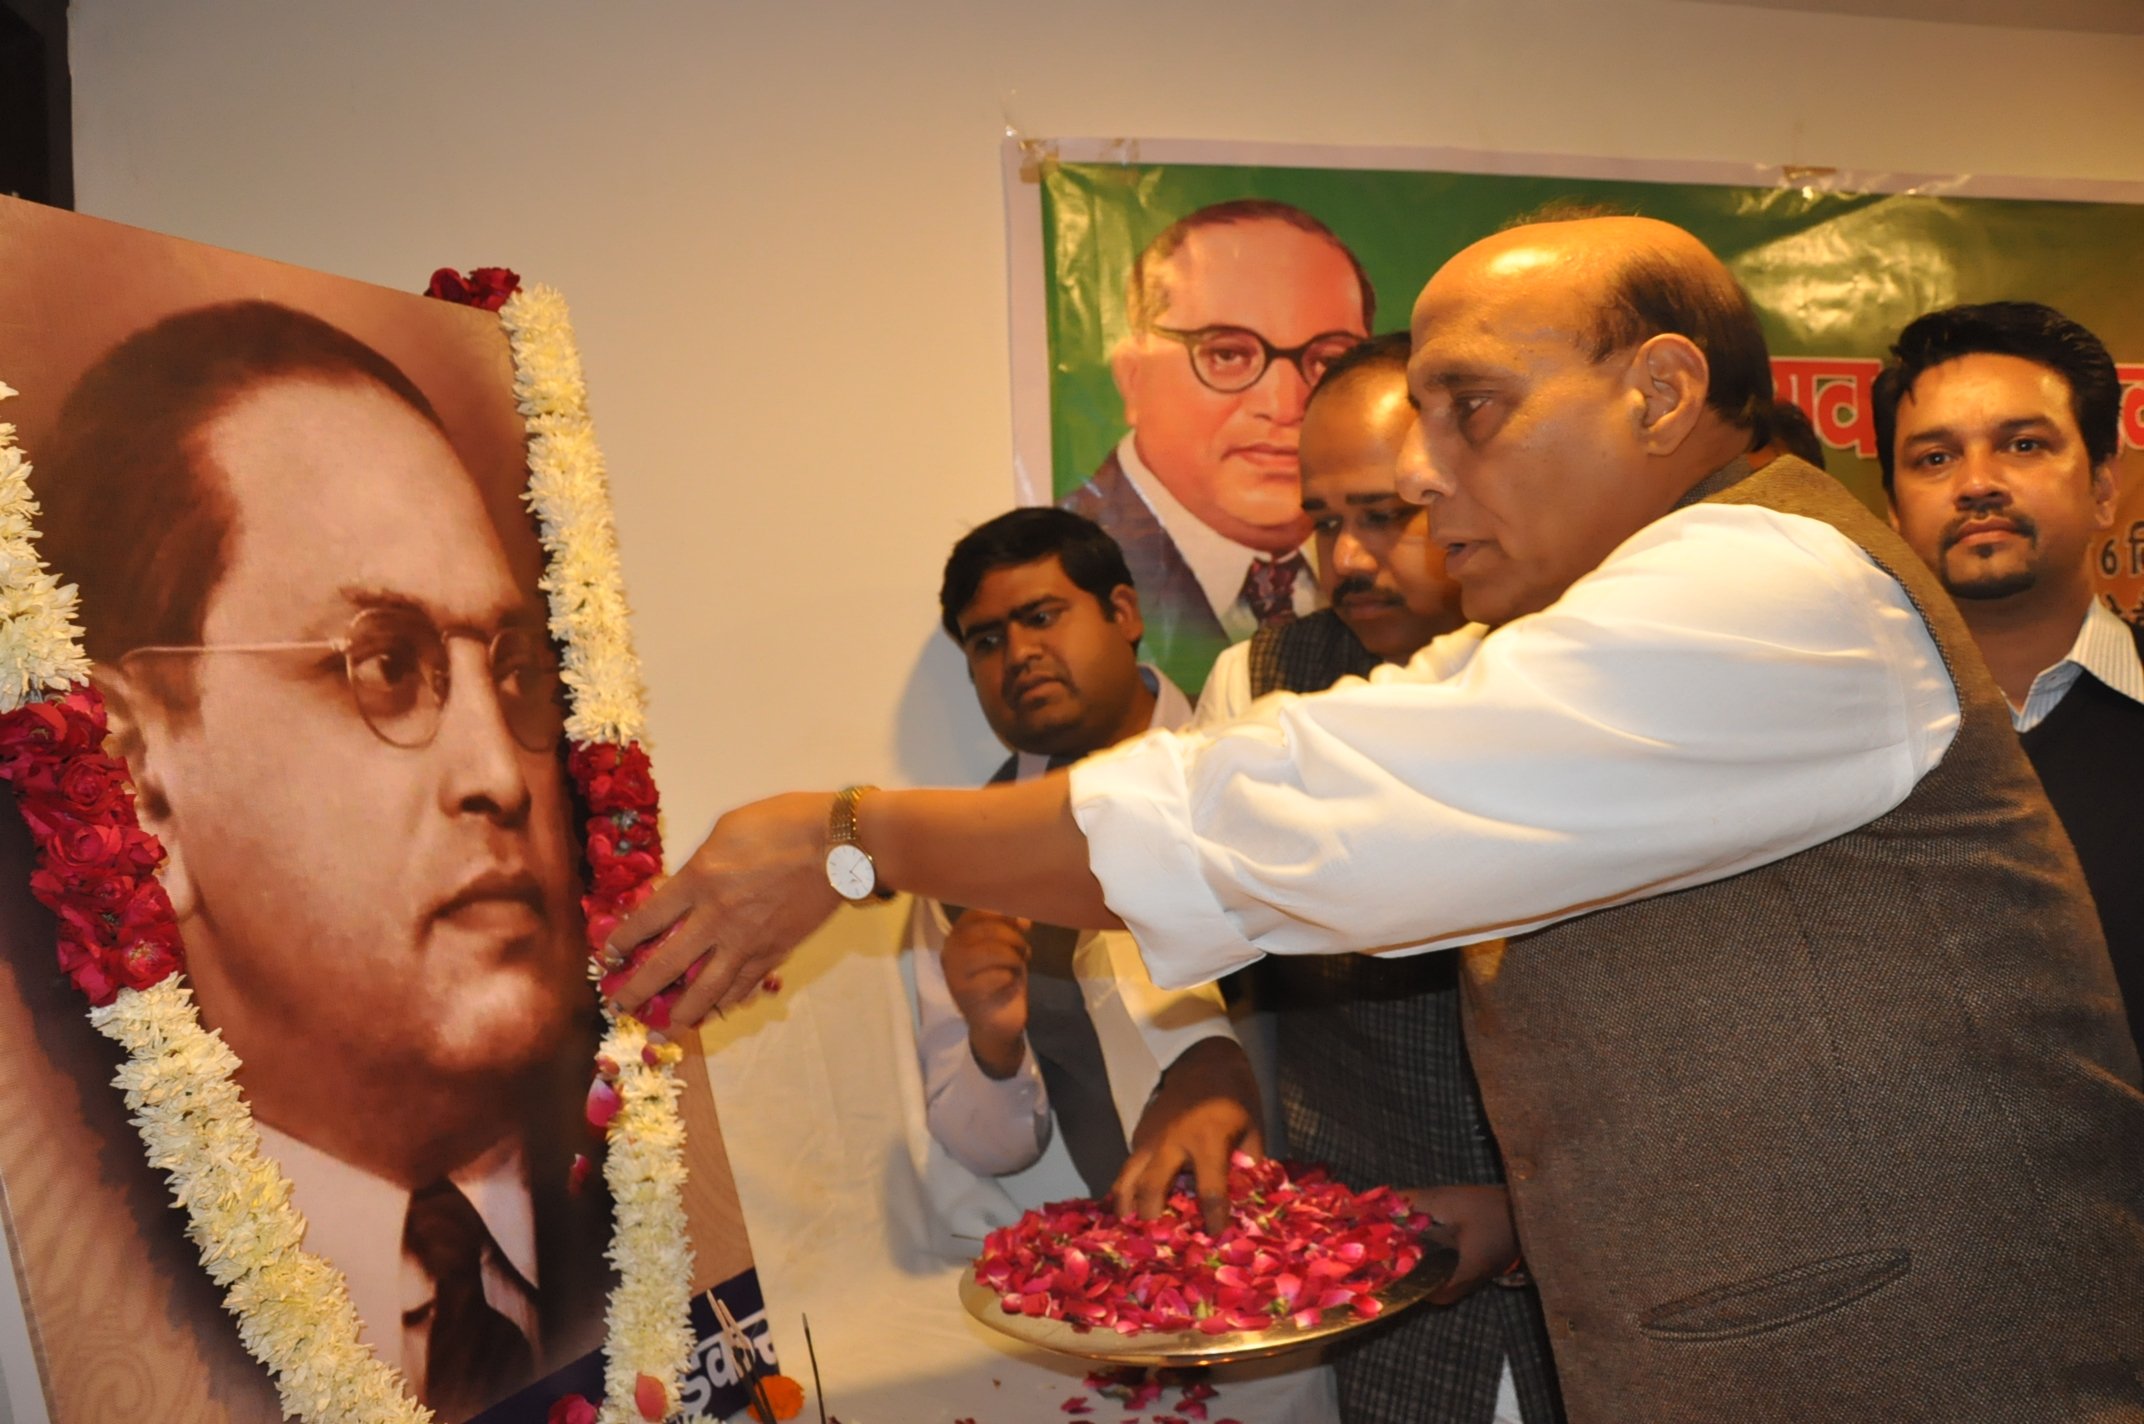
[66, 0, 2144, 827]
[32, 2, 2144, 1419]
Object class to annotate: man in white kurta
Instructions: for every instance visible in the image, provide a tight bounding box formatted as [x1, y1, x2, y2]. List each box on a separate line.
[611, 212, 2144, 1424]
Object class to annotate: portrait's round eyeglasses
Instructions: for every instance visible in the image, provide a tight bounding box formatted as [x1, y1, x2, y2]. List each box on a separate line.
[1146, 324, 1366, 395]
[123, 605, 565, 754]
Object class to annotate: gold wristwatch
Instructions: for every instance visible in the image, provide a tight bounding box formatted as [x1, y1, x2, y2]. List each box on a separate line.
[824, 785, 891, 902]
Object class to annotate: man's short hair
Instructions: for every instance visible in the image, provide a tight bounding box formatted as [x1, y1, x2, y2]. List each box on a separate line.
[1500, 202, 1772, 436]
[1765, 399, 1827, 471]
[37, 301, 444, 688]
[1870, 301, 2120, 495]
[1586, 248, 1772, 435]
[939, 507, 1137, 642]
[1125, 199, 1376, 333]
[1497, 197, 1637, 230]
[1308, 330, 1409, 412]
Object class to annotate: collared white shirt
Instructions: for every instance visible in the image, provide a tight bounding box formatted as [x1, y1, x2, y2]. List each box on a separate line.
[1116, 434, 1317, 639]
[257, 1123, 541, 1384]
[912, 668, 1236, 1175]
[2012, 598, 2144, 732]
[1070, 504, 1961, 988]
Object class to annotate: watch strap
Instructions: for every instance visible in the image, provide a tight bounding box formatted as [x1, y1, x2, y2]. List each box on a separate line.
[829, 784, 875, 847]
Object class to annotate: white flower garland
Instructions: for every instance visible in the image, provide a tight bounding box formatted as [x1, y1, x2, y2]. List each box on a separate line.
[0, 294, 696, 1423]
[90, 979, 430, 1424]
[501, 284, 696, 1424]
[0, 386, 90, 704]
[591, 1020, 697, 1424]
[503, 286, 648, 749]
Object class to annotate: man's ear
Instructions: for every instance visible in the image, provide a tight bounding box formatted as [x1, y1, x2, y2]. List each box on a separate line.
[2090, 460, 2119, 531]
[1110, 341, 1144, 427]
[94, 665, 196, 922]
[1107, 583, 1145, 647]
[1628, 333, 1711, 456]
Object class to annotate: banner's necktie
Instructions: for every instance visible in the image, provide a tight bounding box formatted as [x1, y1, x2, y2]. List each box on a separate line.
[403, 1177, 535, 1420]
[1240, 552, 1306, 627]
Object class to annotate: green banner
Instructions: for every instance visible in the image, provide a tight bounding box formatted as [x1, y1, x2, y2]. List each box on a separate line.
[1027, 154, 2144, 695]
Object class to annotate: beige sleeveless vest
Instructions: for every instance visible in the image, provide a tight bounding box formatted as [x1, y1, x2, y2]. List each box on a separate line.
[1462, 457, 2144, 1423]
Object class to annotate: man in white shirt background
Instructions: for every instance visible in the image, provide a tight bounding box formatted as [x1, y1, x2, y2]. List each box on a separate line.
[38, 302, 609, 1422]
[911, 507, 1339, 1422]
[914, 507, 1262, 1216]
[1060, 199, 1373, 696]
[615, 214, 2143, 1423]
[1876, 299, 2144, 1053]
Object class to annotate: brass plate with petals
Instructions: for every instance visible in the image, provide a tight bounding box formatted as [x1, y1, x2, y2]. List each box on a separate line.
[957, 1241, 1458, 1367]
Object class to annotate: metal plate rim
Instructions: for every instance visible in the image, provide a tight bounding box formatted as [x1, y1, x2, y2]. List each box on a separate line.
[957, 1239, 1458, 1366]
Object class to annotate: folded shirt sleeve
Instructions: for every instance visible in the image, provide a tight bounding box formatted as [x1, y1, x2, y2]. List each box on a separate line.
[1070, 505, 1962, 990]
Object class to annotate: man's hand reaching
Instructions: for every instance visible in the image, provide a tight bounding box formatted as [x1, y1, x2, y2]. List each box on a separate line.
[1406, 1184, 1521, 1306]
[1110, 1036, 1264, 1235]
[609, 791, 840, 1024]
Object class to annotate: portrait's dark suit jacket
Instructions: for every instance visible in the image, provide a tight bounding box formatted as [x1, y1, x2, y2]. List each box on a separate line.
[1059, 449, 1230, 699]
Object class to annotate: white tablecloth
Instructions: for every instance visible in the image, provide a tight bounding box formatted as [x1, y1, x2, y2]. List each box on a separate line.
[697, 900, 1340, 1424]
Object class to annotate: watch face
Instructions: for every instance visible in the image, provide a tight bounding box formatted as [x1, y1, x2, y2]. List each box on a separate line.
[825, 842, 876, 901]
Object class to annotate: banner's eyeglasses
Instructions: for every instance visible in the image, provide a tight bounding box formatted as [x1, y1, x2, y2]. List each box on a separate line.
[1144, 324, 1365, 395]
[123, 606, 564, 753]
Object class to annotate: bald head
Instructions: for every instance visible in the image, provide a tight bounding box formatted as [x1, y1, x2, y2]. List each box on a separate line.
[1395, 217, 1773, 627]
[1428, 217, 1772, 433]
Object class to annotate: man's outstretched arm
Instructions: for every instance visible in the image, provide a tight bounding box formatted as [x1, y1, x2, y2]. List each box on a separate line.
[609, 775, 1116, 1026]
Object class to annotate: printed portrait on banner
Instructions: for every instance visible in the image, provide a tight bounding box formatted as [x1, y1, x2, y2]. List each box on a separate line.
[0, 196, 764, 1424]
[1017, 147, 2144, 694]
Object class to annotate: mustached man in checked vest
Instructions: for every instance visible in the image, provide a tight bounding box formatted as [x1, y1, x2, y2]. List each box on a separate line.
[1199, 332, 1563, 1424]
[911, 508, 1268, 1218]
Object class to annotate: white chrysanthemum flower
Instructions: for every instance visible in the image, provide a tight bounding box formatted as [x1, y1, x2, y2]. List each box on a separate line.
[0, 407, 91, 708]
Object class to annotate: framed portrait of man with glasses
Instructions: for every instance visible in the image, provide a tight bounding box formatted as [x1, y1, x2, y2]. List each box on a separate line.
[1050, 197, 1376, 699]
[0, 197, 761, 1424]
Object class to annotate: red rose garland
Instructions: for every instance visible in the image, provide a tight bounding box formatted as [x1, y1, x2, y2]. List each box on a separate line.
[0, 686, 182, 1005]
[572, 740, 684, 1031]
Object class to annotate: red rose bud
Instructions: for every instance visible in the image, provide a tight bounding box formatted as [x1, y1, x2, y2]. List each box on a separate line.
[117, 935, 180, 990]
[641, 1045, 661, 1068]
[547, 1394, 598, 1424]
[595, 1055, 620, 1081]
[585, 1077, 622, 1132]
[55, 757, 125, 819]
[633, 1372, 667, 1421]
[68, 958, 117, 1006]
[568, 1153, 593, 1196]
[425, 266, 521, 311]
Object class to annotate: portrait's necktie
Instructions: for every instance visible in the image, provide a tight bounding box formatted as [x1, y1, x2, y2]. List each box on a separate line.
[1240, 551, 1307, 627]
[403, 1177, 535, 1420]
